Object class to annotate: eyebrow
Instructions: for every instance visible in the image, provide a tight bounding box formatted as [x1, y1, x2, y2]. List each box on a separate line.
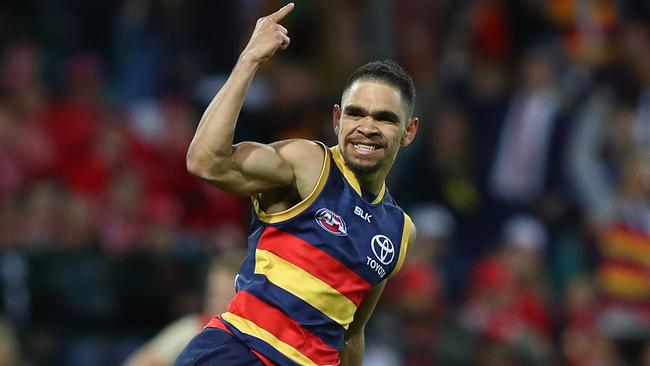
[373, 110, 400, 123]
[343, 105, 366, 116]
[344, 104, 401, 123]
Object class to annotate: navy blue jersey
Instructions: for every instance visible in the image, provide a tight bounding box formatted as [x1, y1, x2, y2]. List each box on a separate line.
[207, 143, 412, 365]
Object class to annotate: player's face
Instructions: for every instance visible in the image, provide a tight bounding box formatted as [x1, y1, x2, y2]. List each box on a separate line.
[333, 81, 418, 175]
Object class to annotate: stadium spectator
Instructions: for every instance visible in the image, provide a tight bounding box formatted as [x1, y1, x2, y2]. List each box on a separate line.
[125, 250, 244, 366]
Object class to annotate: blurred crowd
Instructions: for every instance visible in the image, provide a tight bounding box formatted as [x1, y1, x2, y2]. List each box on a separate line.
[0, 0, 649, 365]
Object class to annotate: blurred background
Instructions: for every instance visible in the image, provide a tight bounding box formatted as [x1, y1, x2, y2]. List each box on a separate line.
[0, 0, 649, 365]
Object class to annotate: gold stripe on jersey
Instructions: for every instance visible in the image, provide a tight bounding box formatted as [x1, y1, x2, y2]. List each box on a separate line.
[389, 213, 413, 279]
[221, 312, 319, 366]
[254, 249, 356, 328]
[372, 183, 386, 205]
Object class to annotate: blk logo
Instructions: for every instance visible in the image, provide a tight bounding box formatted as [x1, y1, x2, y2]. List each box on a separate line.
[315, 208, 348, 236]
[371, 234, 395, 265]
[354, 205, 372, 223]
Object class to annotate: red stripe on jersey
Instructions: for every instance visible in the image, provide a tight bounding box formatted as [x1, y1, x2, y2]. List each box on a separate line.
[257, 227, 372, 306]
[251, 349, 275, 366]
[228, 290, 340, 365]
[206, 315, 230, 332]
[205, 316, 276, 366]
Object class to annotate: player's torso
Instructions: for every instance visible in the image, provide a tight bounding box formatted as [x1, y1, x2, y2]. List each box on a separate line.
[217, 144, 409, 366]
[240, 144, 406, 294]
[254, 174, 405, 286]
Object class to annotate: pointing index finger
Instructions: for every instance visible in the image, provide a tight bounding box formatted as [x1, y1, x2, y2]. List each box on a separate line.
[268, 2, 294, 23]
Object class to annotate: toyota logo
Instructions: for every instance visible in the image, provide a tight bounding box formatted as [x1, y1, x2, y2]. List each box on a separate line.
[371, 235, 395, 265]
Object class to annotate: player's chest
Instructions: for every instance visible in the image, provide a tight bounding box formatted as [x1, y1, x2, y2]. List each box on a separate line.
[307, 198, 402, 282]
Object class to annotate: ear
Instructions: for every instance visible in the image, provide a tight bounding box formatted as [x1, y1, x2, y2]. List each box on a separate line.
[332, 104, 341, 135]
[401, 117, 419, 146]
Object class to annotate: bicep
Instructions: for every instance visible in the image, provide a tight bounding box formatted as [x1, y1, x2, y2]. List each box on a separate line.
[225, 141, 296, 194]
[195, 139, 320, 196]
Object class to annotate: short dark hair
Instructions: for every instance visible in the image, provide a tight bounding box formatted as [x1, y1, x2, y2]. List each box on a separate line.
[342, 59, 416, 117]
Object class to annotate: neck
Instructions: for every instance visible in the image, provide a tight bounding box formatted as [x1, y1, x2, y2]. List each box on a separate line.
[331, 145, 389, 200]
[355, 170, 386, 196]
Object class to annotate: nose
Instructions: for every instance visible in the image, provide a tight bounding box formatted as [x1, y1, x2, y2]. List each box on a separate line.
[356, 116, 380, 137]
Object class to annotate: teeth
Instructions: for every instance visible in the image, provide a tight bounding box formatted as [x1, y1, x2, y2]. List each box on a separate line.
[354, 144, 375, 151]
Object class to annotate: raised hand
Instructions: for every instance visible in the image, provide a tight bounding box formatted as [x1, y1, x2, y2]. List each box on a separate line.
[241, 3, 294, 66]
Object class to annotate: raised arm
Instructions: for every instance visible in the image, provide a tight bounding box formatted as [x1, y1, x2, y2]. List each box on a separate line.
[186, 3, 317, 197]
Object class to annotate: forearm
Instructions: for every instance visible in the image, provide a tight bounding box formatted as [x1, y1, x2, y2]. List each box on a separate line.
[186, 2, 294, 190]
[187, 56, 259, 173]
[187, 2, 293, 178]
[340, 331, 364, 366]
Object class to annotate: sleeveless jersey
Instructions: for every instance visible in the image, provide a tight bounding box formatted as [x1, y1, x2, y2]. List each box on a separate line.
[207, 143, 413, 365]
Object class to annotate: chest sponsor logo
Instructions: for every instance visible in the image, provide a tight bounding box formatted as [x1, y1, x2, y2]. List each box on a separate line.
[354, 205, 372, 223]
[371, 234, 395, 265]
[315, 208, 348, 236]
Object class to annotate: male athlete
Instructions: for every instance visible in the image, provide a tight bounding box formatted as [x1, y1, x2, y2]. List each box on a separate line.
[177, 3, 418, 365]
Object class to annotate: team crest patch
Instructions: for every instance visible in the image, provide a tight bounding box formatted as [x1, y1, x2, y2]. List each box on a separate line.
[315, 208, 348, 236]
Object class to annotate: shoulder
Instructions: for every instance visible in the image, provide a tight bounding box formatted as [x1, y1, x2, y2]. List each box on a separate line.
[399, 209, 416, 238]
[386, 212, 416, 280]
[271, 139, 328, 199]
[407, 219, 417, 246]
[381, 191, 414, 242]
[270, 139, 326, 167]
[401, 212, 416, 253]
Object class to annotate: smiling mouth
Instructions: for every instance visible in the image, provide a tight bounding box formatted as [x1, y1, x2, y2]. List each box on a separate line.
[353, 143, 377, 151]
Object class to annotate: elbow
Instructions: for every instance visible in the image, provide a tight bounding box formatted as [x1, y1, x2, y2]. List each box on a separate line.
[186, 147, 228, 180]
[185, 146, 203, 177]
[186, 153, 204, 178]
